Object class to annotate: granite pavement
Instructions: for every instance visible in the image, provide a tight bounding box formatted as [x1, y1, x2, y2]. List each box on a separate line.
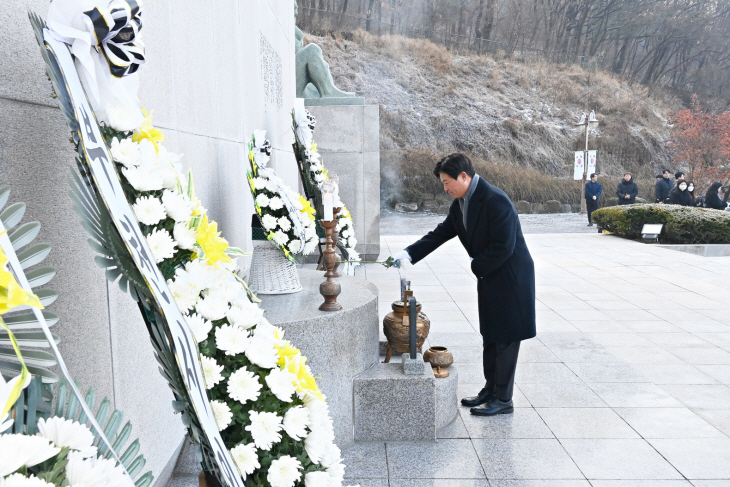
[343, 230, 730, 486]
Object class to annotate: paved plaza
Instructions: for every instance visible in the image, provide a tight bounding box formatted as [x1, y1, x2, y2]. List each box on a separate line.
[344, 230, 730, 486]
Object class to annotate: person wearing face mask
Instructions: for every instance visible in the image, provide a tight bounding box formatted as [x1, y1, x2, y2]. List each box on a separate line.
[668, 180, 692, 206]
[616, 173, 638, 205]
[686, 182, 701, 207]
[704, 182, 728, 210]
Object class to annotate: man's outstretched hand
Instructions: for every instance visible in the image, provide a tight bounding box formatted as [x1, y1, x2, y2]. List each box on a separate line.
[384, 250, 411, 269]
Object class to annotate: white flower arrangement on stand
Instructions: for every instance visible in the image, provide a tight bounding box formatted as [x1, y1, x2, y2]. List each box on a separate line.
[291, 101, 361, 274]
[247, 131, 319, 261]
[29, 1, 359, 484]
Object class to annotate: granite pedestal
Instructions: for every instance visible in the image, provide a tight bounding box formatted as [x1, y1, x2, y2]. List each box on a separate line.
[354, 362, 437, 442]
[259, 269, 379, 446]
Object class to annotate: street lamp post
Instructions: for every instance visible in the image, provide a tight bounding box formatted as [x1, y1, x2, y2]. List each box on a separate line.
[575, 110, 598, 215]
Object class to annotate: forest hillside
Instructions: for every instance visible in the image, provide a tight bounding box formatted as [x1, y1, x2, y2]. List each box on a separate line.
[308, 31, 683, 208]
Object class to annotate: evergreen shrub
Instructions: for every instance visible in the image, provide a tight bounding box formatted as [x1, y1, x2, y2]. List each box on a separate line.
[592, 204, 730, 244]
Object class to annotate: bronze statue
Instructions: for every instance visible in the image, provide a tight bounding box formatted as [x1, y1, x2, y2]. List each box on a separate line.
[295, 2, 355, 99]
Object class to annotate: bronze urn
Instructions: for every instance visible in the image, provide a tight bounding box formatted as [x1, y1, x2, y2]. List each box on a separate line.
[423, 346, 454, 378]
[382, 299, 430, 363]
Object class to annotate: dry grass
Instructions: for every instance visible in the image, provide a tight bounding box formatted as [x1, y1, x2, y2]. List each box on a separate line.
[306, 30, 679, 204]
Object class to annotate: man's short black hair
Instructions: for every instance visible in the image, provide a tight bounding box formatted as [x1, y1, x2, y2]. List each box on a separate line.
[590, 173, 596, 178]
[675, 171, 684, 179]
[624, 172, 631, 177]
[662, 169, 670, 174]
[434, 153, 476, 179]
[655, 174, 662, 179]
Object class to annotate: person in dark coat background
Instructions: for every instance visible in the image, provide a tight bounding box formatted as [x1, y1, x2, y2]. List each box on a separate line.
[390, 153, 536, 417]
[704, 182, 728, 210]
[584, 173, 603, 226]
[655, 169, 673, 203]
[616, 173, 639, 205]
[668, 180, 692, 206]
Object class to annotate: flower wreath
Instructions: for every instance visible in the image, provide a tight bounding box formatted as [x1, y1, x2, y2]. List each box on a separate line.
[247, 132, 319, 261]
[291, 103, 361, 268]
[30, 2, 353, 486]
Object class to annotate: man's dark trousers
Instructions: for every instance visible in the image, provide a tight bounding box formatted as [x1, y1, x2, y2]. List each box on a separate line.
[483, 340, 520, 401]
[586, 198, 599, 224]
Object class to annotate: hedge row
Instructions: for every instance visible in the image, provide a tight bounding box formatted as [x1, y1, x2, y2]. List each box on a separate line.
[591, 204, 730, 244]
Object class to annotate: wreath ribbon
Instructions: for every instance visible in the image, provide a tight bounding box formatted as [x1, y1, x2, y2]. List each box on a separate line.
[83, 0, 146, 78]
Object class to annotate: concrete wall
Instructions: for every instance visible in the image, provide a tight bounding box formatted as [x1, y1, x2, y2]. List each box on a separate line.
[0, 0, 299, 483]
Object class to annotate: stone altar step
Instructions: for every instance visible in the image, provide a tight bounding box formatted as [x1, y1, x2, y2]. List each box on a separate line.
[353, 359, 458, 442]
[166, 439, 199, 486]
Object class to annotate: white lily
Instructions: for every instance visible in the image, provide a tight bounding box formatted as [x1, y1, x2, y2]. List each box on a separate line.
[0, 373, 31, 433]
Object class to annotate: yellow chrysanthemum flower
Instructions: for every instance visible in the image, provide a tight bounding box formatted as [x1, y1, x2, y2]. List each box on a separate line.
[132, 109, 166, 151]
[194, 215, 231, 268]
[276, 340, 300, 367]
[340, 207, 351, 219]
[311, 142, 318, 153]
[0, 245, 43, 314]
[285, 354, 323, 400]
[299, 197, 316, 222]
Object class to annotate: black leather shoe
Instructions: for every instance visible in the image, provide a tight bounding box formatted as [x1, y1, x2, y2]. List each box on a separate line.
[460, 388, 494, 407]
[470, 397, 514, 416]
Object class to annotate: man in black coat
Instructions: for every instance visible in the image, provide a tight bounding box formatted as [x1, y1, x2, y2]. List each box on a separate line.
[655, 169, 673, 203]
[390, 154, 536, 416]
[616, 172, 639, 205]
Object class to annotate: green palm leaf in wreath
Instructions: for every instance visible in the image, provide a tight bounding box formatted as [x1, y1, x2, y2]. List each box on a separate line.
[0, 186, 60, 387]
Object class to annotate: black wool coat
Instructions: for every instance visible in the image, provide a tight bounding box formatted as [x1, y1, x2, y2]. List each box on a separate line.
[406, 178, 537, 343]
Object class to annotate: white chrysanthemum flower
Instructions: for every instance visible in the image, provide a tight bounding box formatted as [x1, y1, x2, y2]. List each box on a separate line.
[304, 429, 332, 465]
[122, 165, 164, 192]
[3, 474, 55, 487]
[132, 195, 167, 226]
[226, 302, 265, 330]
[252, 177, 268, 190]
[347, 237, 357, 248]
[201, 356, 224, 389]
[145, 228, 177, 263]
[267, 455, 302, 487]
[137, 138, 157, 165]
[0, 434, 60, 476]
[211, 400, 233, 431]
[109, 137, 140, 168]
[184, 260, 220, 290]
[321, 443, 342, 469]
[266, 179, 280, 193]
[265, 368, 297, 403]
[230, 443, 260, 479]
[245, 411, 283, 451]
[315, 173, 325, 183]
[272, 230, 289, 247]
[254, 321, 284, 342]
[303, 239, 319, 255]
[162, 190, 196, 222]
[64, 450, 133, 487]
[304, 224, 317, 239]
[256, 193, 270, 208]
[215, 324, 250, 356]
[278, 216, 292, 232]
[167, 278, 200, 312]
[287, 239, 302, 254]
[210, 278, 242, 304]
[227, 367, 262, 404]
[196, 295, 230, 321]
[36, 417, 97, 458]
[155, 164, 180, 190]
[268, 196, 284, 211]
[184, 313, 212, 342]
[304, 471, 332, 487]
[105, 103, 142, 133]
[173, 221, 198, 250]
[283, 406, 310, 440]
[261, 214, 278, 231]
[327, 462, 345, 484]
[245, 336, 279, 369]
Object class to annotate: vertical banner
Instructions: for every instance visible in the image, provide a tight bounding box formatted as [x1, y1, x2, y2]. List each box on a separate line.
[587, 150, 597, 176]
[42, 32, 243, 486]
[573, 151, 585, 180]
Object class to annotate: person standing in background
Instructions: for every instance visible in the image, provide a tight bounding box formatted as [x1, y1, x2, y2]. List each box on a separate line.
[704, 182, 728, 210]
[655, 169, 673, 203]
[584, 173, 602, 227]
[616, 173, 638, 205]
[668, 180, 692, 206]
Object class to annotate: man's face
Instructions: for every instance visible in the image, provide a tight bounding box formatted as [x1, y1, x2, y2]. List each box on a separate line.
[663, 171, 670, 179]
[591, 176, 597, 182]
[440, 172, 471, 199]
[624, 174, 631, 181]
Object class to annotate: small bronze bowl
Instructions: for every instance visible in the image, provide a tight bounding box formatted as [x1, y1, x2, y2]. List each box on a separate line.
[423, 346, 453, 378]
